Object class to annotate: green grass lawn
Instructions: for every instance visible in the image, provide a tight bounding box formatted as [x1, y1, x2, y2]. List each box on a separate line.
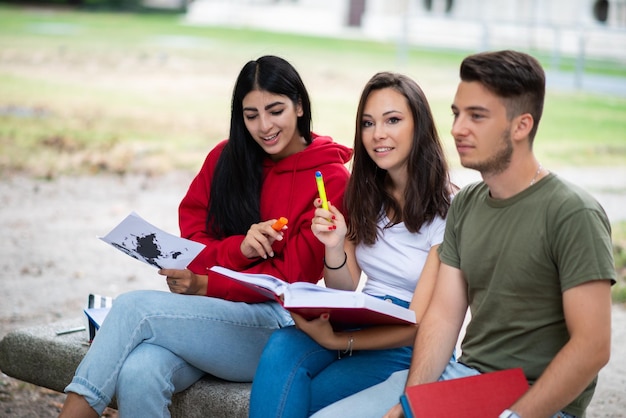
[1, 4, 625, 176]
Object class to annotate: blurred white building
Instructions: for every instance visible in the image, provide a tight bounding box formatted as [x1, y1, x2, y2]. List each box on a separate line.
[185, 0, 626, 62]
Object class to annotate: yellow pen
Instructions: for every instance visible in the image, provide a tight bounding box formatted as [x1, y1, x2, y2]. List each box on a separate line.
[315, 171, 329, 211]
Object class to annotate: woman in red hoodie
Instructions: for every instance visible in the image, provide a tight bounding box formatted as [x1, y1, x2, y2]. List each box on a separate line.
[60, 55, 352, 418]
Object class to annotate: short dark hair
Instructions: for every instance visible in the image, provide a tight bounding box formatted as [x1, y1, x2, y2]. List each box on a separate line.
[460, 50, 545, 143]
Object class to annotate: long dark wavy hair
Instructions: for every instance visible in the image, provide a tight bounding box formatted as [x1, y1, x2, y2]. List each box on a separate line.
[208, 56, 313, 238]
[346, 72, 452, 246]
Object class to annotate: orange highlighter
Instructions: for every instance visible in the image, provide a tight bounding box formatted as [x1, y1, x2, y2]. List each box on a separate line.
[315, 171, 329, 211]
[272, 217, 289, 231]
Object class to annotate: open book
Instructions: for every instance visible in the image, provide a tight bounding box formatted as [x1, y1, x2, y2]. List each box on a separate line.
[400, 368, 529, 418]
[210, 266, 416, 328]
[99, 211, 205, 270]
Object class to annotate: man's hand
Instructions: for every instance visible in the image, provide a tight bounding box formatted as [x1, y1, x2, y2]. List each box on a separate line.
[383, 403, 404, 418]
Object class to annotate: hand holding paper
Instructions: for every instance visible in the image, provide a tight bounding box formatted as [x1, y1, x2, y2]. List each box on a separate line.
[99, 212, 205, 270]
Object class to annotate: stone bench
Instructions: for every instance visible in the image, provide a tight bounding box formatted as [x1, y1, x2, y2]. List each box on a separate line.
[0, 318, 250, 417]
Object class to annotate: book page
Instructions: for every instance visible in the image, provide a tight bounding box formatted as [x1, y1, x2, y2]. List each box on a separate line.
[284, 285, 363, 307]
[287, 281, 341, 293]
[209, 266, 416, 326]
[284, 287, 416, 324]
[99, 211, 205, 270]
[209, 266, 288, 296]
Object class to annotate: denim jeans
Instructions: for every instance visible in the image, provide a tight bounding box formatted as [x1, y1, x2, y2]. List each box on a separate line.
[311, 362, 577, 418]
[249, 295, 413, 418]
[64, 290, 293, 418]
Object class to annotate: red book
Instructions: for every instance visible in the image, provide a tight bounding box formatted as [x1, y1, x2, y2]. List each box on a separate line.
[210, 266, 416, 328]
[400, 368, 529, 418]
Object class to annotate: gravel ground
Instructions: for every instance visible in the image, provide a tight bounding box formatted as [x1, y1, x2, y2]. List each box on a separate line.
[0, 167, 625, 417]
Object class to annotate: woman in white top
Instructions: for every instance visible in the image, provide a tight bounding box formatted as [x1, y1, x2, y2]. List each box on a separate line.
[249, 71, 456, 418]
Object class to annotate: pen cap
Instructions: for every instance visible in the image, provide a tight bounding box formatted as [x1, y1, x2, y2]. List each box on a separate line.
[272, 217, 288, 231]
[315, 170, 329, 210]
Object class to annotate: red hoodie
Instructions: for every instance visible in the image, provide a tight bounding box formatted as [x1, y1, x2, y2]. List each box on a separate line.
[179, 134, 352, 303]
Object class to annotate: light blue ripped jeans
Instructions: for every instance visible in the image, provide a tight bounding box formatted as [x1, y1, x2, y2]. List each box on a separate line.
[64, 290, 293, 418]
[311, 362, 578, 418]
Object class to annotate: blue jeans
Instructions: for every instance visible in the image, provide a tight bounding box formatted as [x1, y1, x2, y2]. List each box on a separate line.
[64, 290, 293, 418]
[311, 363, 577, 418]
[249, 295, 413, 418]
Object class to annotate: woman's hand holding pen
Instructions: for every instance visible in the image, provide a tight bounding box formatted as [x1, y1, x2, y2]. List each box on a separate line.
[312, 199, 358, 290]
[311, 198, 346, 249]
[240, 220, 285, 260]
[158, 268, 207, 295]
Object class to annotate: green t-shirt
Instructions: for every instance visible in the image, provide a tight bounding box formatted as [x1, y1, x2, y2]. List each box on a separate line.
[439, 173, 615, 416]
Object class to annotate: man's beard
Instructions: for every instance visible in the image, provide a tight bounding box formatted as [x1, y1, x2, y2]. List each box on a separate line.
[462, 128, 513, 175]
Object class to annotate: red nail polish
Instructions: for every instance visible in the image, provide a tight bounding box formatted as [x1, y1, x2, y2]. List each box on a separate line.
[332, 225, 337, 230]
[328, 226, 334, 231]
[331, 215, 336, 220]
